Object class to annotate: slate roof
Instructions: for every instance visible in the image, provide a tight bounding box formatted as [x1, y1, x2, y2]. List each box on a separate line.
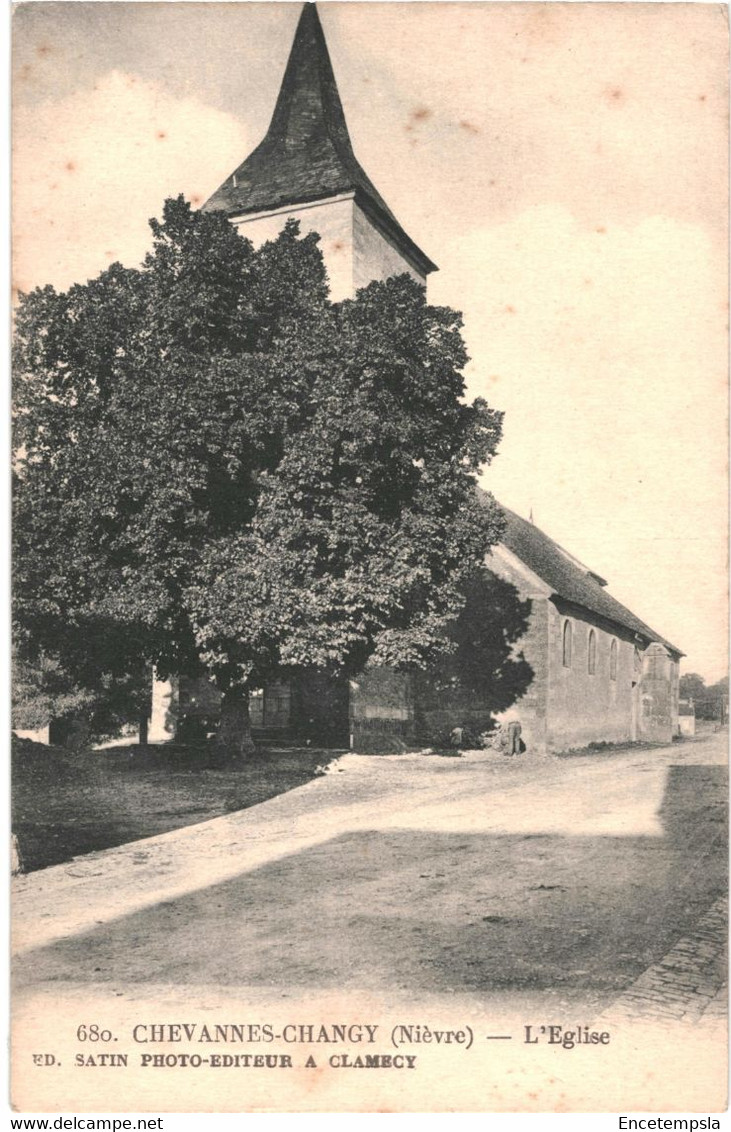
[203, 4, 437, 278]
[496, 504, 683, 657]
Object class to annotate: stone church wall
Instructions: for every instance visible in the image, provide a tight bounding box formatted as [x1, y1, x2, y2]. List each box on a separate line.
[479, 548, 550, 754]
[352, 203, 425, 291]
[545, 605, 636, 752]
[232, 195, 355, 301]
[639, 642, 675, 744]
[232, 194, 426, 303]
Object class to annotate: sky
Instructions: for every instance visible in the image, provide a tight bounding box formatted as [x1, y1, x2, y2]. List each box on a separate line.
[12, 1, 729, 681]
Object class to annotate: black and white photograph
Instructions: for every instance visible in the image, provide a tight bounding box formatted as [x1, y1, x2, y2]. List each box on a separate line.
[10, 1, 729, 1113]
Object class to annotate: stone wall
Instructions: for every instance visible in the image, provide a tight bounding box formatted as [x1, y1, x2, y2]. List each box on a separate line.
[480, 547, 552, 754]
[669, 656, 680, 735]
[413, 570, 545, 752]
[414, 696, 495, 747]
[233, 195, 355, 301]
[349, 667, 415, 752]
[639, 642, 674, 744]
[231, 194, 425, 302]
[352, 202, 425, 291]
[545, 603, 636, 752]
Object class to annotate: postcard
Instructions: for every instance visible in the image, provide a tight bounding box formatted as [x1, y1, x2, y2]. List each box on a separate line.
[11, 1, 728, 1113]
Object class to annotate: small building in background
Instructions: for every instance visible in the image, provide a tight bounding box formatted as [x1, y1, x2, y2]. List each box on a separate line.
[678, 699, 696, 737]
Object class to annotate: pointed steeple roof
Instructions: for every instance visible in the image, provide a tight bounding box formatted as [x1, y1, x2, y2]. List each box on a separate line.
[203, 4, 436, 276]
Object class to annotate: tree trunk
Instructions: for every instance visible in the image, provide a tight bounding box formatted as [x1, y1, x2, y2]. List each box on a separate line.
[215, 685, 256, 761]
[138, 713, 148, 748]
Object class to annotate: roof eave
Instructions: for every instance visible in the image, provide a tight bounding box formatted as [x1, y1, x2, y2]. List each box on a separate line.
[550, 592, 684, 658]
[202, 183, 354, 218]
[202, 184, 438, 278]
[353, 187, 438, 277]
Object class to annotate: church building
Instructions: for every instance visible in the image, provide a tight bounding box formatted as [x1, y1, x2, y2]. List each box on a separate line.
[143, 4, 682, 754]
[203, 3, 436, 298]
[465, 505, 681, 753]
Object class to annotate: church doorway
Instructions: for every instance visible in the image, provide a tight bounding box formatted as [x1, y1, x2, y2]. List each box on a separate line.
[250, 673, 350, 748]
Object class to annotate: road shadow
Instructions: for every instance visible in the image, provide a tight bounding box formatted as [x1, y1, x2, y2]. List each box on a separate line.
[13, 764, 727, 1004]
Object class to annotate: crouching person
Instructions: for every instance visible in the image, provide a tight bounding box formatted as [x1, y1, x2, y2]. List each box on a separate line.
[506, 720, 522, 756]
[491, 718, 524, 756]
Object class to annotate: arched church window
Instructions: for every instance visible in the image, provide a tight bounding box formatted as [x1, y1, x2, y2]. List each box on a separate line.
[610, 639, 618, 681]
[588, 629, 597, 675]
[562, 620, 572, 668]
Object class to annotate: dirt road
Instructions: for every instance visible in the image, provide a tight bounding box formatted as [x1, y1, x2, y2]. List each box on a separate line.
[13, 730, 727, 1016]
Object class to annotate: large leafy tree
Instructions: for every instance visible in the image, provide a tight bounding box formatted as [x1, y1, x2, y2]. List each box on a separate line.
[679, 672, 728, 721]
[12, 645, 150, 749]
[13, 196, 505, 758]
[678, 673, 707, 704]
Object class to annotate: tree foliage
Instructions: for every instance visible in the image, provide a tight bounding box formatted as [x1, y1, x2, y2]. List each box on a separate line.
[12, 645, 150, 748]
[418, 571, 533, 703]
[12, 648, 96, 733]
[679, 672, 728, 720]
[13, 197, 505, 755]
[678, 672, 707, 703]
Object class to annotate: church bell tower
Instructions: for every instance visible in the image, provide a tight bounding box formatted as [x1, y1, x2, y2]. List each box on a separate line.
[202, 3, 437, 300]
[150, 4, 435, 742]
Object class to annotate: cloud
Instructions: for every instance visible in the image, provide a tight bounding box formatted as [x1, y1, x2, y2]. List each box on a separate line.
[330, 3, 727, 247]
[432, 205, 728, 679]
[13, 70, 248, 293]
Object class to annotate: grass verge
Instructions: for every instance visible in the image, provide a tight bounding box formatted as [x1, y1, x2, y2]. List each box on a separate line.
[12, 736, 336, 873]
